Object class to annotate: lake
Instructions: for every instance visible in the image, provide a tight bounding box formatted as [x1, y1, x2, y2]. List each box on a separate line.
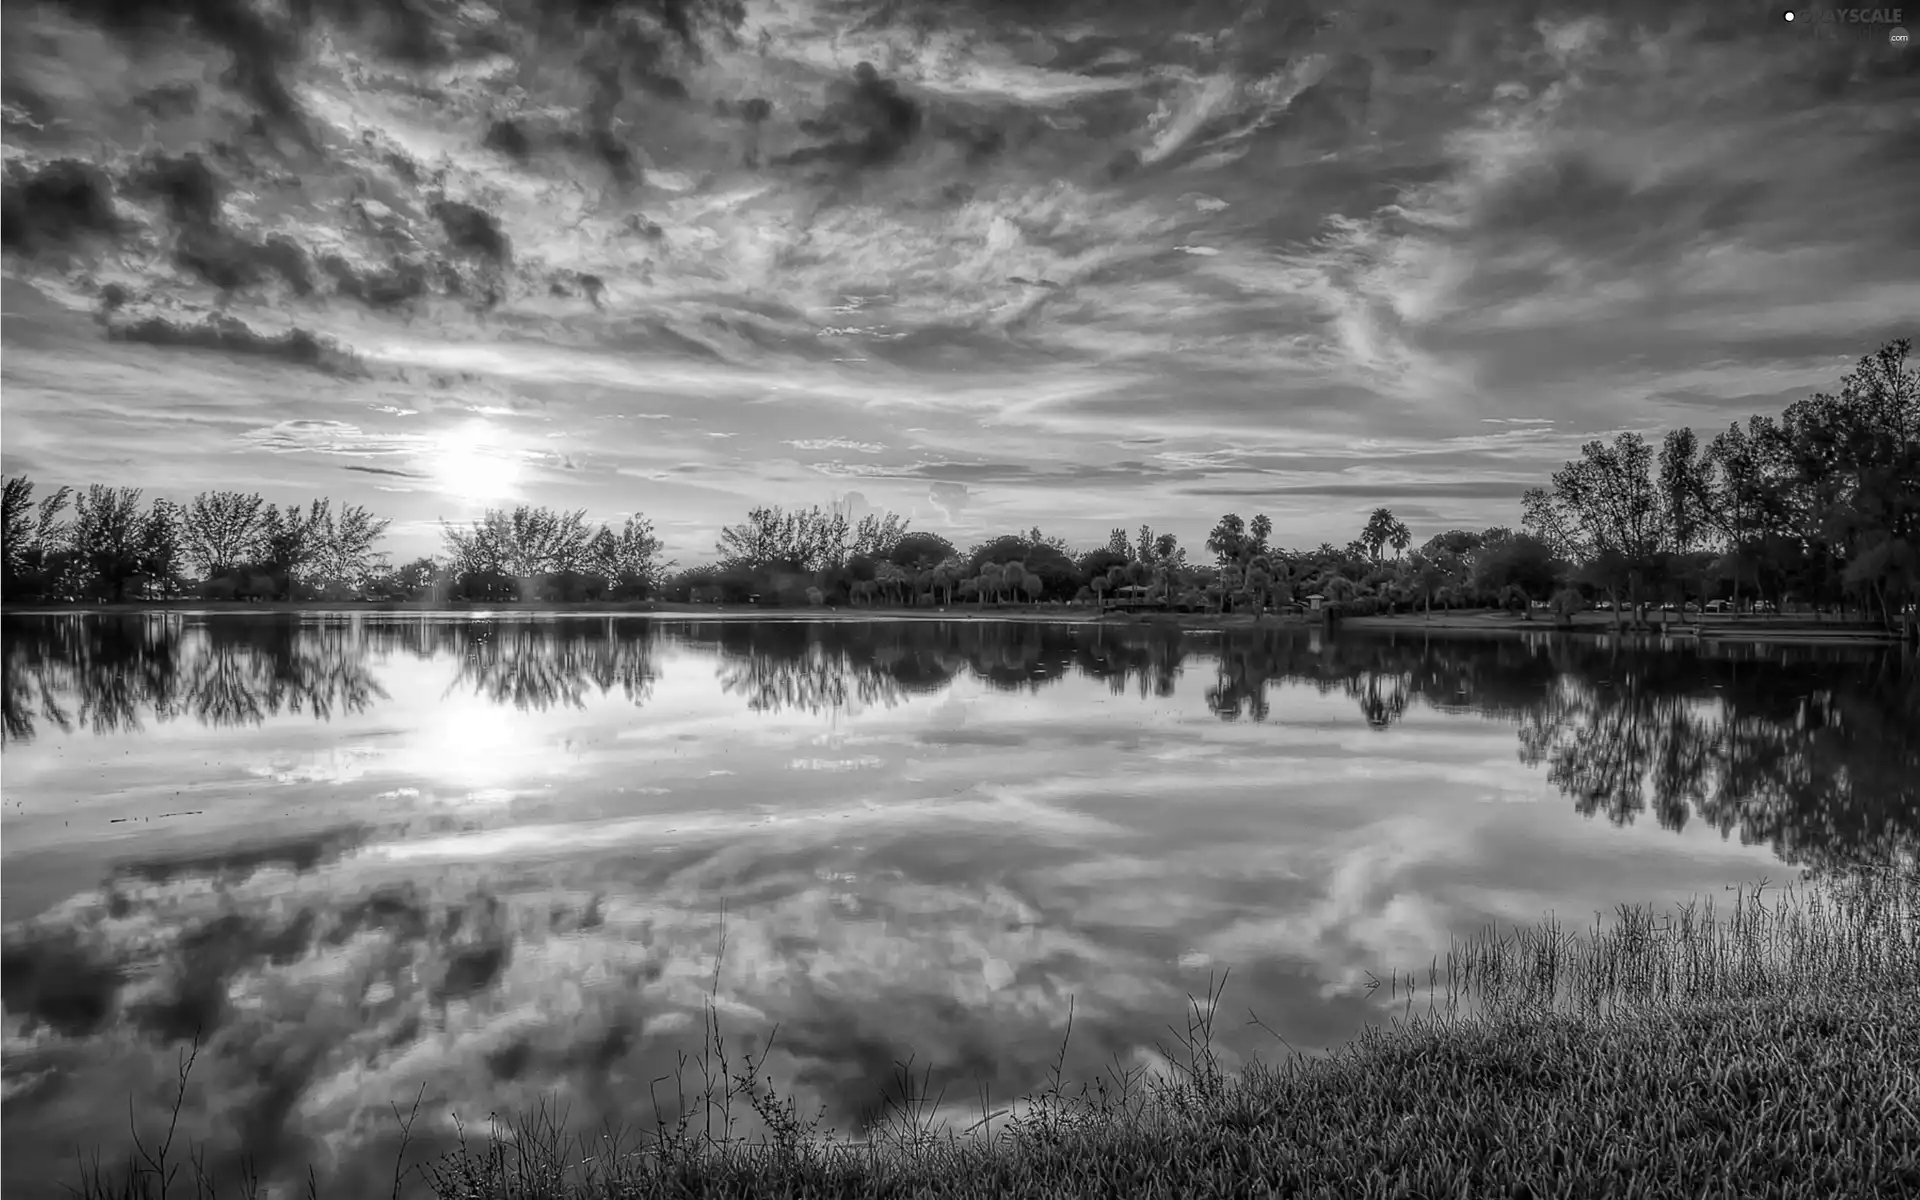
[3, 614, 1916, 1197]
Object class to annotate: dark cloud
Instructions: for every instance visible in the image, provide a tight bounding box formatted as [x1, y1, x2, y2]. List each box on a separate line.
[323, 254, 430, 310]
[483, 117, 534, 161]
[778, 62, 923, 170]
[122, 152, 317, 293]
[107, 313, 360, 373]
[128, 909, 317, 1040]
[1, 159, 120, 253]
[176, 228, 315, 293]
[130, 151, 222, 227]
[433, 199, 511, 265]
[0, 930, 124, 1037]
[47, 0, 308, 137]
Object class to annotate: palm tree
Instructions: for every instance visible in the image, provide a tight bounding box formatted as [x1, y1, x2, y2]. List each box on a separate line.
[1361, 508, 1410, 563]
[979, 562, 1004, 606]
[1002, 561, 1030, 606]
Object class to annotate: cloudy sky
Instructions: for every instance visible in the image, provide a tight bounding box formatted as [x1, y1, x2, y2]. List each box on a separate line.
[3, 0, 1916, 563]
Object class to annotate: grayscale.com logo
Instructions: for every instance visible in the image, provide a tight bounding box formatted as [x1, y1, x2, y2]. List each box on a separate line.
[1776, 5, 1913, 43]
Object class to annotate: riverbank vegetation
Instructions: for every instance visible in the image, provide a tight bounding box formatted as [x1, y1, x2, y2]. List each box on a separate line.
[6, 340, 1916, 630]
[61, 867, 1920, 1199]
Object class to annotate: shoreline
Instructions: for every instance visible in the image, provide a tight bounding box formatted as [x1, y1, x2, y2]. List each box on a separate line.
[2, 601, 1905, 644]
[44, 870, 1920, 1200]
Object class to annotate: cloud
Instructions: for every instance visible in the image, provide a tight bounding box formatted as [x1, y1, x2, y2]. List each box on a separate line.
[1, 159, 120, 252]
[928, 481, 971, 523]
[244, 419, 427, 458]
[106, 314, 361, 374]
[788, 438, 886, 453]
[2, 0, 1915, 563]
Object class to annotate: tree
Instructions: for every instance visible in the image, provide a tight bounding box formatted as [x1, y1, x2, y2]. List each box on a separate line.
[1247, 515, 1273, 558]
[1658, 428, 1715, 556]
[851, 511, 910, 561]
[1001, 561, 1031, 606]
[1205, 514, 1246, 566]
[889, 531, 956, 572]
[312, 501, 391, 592]
[71, 484, 147, 601]
[1389, 522, 1411, 558]
[588, 514, 670, 598]
[181, 491, 267, 579]
[1776, 339, 1919, 626]
[1152, 531, 1186, 568]
[442, 505, 595, 600]
[256, 500, 332, 600]
[977, 561, 1003, 606]
[1078, 545, 1130, 581]
[1105, 527, 1134, 562]
[1525, 433, 1663, 624]
[2, 476, 73, 599]
[1361, 507, 1409, 563]
[716, 505, 849, 572]
[139, 498, 186, 599]
[1473, 530, 1559, 617]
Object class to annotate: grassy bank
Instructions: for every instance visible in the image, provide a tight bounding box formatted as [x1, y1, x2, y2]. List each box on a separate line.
[64, 868, 1920, 1200]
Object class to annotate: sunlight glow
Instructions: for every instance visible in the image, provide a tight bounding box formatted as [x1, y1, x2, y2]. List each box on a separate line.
[431, 420, 522, 502]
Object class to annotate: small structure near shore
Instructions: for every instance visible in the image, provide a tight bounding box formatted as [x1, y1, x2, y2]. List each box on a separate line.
[1101, 584, 1167, 613]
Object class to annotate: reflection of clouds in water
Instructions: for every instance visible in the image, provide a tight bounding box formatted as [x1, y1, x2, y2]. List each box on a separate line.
[1, 845, 1184, 1195]
[788, 756, 887, 771]
[246, 744, 385, 785]
[3, 616, 1915, 1195]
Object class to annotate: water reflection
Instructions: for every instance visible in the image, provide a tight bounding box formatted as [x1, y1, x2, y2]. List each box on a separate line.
[2, 615, 1915, 1198]
[4, 616, 1916, 879]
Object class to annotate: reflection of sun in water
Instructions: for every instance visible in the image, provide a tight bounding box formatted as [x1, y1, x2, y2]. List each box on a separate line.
[420, 702, 528, 792]
[432, 420, 521, 501]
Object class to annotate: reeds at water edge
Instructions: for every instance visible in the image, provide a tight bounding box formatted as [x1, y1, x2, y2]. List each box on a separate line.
[57, 863, 1920, 1200]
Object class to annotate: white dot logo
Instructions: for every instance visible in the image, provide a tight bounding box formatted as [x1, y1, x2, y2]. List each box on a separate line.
[1784, 9, 1796, 19]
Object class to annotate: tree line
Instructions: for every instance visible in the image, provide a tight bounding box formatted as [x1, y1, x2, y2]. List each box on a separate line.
[4, 339, 1913, 628]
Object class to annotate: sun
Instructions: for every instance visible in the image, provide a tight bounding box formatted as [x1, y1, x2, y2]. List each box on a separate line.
[432, 420, 522, 502]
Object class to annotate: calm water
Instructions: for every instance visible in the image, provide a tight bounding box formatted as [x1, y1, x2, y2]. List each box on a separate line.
[3, 614, 1916, 1196]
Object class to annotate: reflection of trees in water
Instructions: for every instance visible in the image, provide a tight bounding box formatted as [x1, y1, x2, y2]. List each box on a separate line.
[437, 620, 661, 711]
[183, 621, 389, 726]
[4, 615, 185, 740]
[675, 622, 1162, 714]
[679, 621, 965, 715]
[1072, 627, 1185, 700]
[1516, 640, 1920, 879]
[3, 616, 385, 740]
[666, 620, 1920, 880]
[7, 615, 1914, 879]
[1, 616, 664, 737]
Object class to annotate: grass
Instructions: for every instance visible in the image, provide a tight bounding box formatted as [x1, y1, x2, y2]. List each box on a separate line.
[58, 867, 1920, 1200]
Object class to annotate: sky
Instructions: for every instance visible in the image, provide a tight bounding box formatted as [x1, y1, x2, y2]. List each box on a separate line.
[2, 0, 1917, 565]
